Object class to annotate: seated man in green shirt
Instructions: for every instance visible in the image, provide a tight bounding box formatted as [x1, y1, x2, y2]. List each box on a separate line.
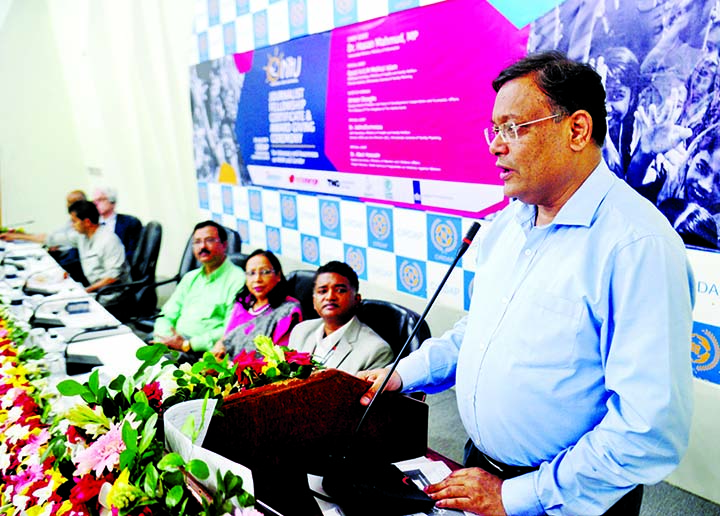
[154, 221, 245, 356]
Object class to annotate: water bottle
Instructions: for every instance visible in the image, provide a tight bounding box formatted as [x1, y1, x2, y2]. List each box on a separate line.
[44, 331, 67, 378]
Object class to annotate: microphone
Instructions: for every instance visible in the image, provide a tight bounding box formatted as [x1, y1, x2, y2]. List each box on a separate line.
[64, 324, 125, 344]
[28, 295, 89, 326]
[3, 219, 35, 229]
[322, 222, 481, 515]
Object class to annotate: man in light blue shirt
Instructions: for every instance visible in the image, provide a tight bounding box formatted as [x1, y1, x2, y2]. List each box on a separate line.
[360, 51, 695, 516]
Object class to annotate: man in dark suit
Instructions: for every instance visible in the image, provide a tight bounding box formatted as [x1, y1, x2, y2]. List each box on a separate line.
[93, 186, 142, 262]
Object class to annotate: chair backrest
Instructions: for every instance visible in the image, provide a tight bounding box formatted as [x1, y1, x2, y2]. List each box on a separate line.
[130, 221, 162, 281]
[130, 221, 163, 315]
[285, 269, 319, 321]
[356, 299, 431, 360]
[177, 225, 242, 278]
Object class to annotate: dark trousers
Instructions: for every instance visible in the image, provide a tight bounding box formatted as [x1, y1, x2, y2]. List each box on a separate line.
[464, 440, 643, 516]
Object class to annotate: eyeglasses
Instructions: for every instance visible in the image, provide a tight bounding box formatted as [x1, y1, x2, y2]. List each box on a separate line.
[247, 269, 275, 278]
[483, 113, 562, 146]
[192, 237, 221, 246]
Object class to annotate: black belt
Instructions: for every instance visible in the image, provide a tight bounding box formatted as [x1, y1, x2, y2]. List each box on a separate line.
[464, 440, 538, 480]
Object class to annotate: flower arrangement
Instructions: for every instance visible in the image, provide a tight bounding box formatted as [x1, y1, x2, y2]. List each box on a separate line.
[0, 309, 321, 516]
[231, 335, 318, 389]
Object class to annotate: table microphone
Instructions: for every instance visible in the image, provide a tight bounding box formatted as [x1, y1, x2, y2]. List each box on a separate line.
[322, 221, 481, 516]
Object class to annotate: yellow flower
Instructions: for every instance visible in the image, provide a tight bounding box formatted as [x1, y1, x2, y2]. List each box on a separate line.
[105, 469, 146, 511]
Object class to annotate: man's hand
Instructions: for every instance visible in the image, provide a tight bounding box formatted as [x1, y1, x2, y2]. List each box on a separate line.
[357, 368, 402, 405]
[425, 467, 506, 515]
[211, 339, 226, 360]
[155, 328, 185, 351]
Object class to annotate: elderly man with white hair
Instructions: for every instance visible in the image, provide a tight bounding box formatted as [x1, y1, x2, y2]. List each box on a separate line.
[92, 186, 142, 262]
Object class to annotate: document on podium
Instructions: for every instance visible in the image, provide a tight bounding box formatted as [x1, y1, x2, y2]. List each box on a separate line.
[309, 456, 471, 516]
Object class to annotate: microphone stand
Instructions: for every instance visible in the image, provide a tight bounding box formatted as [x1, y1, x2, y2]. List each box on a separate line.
[322, 222, 481, 516]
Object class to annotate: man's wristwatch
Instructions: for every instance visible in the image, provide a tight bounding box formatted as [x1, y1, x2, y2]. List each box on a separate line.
[181, 339, 191, 353]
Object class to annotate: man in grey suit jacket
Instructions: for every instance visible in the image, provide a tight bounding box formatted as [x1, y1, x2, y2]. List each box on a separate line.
[288, 261, 393, 375]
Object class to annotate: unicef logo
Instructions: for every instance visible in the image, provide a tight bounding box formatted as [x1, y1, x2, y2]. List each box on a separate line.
[281, 197, 297, 222]
[369, 209, 391, 241]
[399, 260, 423, 293]
[321, 202, 339, 230]
[692, 328, 720, 372]
[302, 237, 318, 263]
[345, 247, 365, 277]
[431, 219, 458, 254]
[267, 228, 280, 251]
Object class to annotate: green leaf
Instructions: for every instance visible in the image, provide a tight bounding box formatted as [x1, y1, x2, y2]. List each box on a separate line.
[143, 463, 159, 496]
[55, 379, 88, 396]
[158, 452, 185, 471]
[119, 448, 136, 470]
[136, 343, 167, 363]
[165, 484, 184, 508]
[88, 369, 100, 395]
[138, 413, 158, 453]
[122, 421, 138, 452]
[108, 374, 126, 391]
[186, 459, 209, 479]
[180, 414, 196, 438]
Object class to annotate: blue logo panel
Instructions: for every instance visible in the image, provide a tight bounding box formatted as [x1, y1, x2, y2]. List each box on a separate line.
[301, 234, 320, 266]
[266, 226, 281, 254]
[344, 244, 368, 281]
[198, 32, 209, 63]
[211, 213, 222, 224]
[320, 199, 341, 239]
[248, 189, 263, 221]
[333, 0, 357, 27]
[288, 0, 309, 39]
[396, 256, 426, 298]
[223, 22, 236, 55]
[236, 0, 250, 16]
[463, 270, 475, 312]
[208, 0, 220, 25]
[198, 182, 209, 209]
[389, 0, 419, 15]
[221, 185, 234, 214]
[367, 206, 394, 252]
[280, 193, 298, 230]
[237, 219, 249, 245]
[427, 214, 461, 264]
[253, 10, 269, 49]
[692, 321, 720, 384]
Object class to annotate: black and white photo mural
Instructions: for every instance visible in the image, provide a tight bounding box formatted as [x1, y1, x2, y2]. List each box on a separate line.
[531, 0, 720, 250]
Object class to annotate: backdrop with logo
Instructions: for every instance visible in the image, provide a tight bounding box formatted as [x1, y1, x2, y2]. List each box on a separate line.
[191, 0, 720, 386]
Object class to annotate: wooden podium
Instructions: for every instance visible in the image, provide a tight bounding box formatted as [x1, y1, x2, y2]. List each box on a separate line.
[202, 369, 429, 515]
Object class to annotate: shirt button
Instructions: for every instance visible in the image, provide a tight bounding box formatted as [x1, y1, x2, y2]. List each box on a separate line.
[501, 297, 509, 304]
[524, 249, 533, 256]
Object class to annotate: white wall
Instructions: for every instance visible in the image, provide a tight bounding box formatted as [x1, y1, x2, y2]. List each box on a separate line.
[0, 0, 199, 277]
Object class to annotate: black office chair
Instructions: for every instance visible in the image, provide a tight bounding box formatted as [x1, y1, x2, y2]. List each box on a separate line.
[285, 269, 318, 321]
[356, 299, 431, 361]
[96, 221, 163, 321]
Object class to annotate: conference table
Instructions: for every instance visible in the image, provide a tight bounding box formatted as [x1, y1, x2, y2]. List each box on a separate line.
[0, 240, 144, 378]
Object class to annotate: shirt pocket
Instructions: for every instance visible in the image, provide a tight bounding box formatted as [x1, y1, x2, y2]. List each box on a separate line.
[509, 289, 583, 367]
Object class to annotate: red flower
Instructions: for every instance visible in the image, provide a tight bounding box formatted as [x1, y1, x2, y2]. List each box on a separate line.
[232, 350, 266, 386]
[142, 381, 163, 409]
[70, 473, 111, 504]
[284, 350, 313, 366]
[66, 425, 85, 444]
